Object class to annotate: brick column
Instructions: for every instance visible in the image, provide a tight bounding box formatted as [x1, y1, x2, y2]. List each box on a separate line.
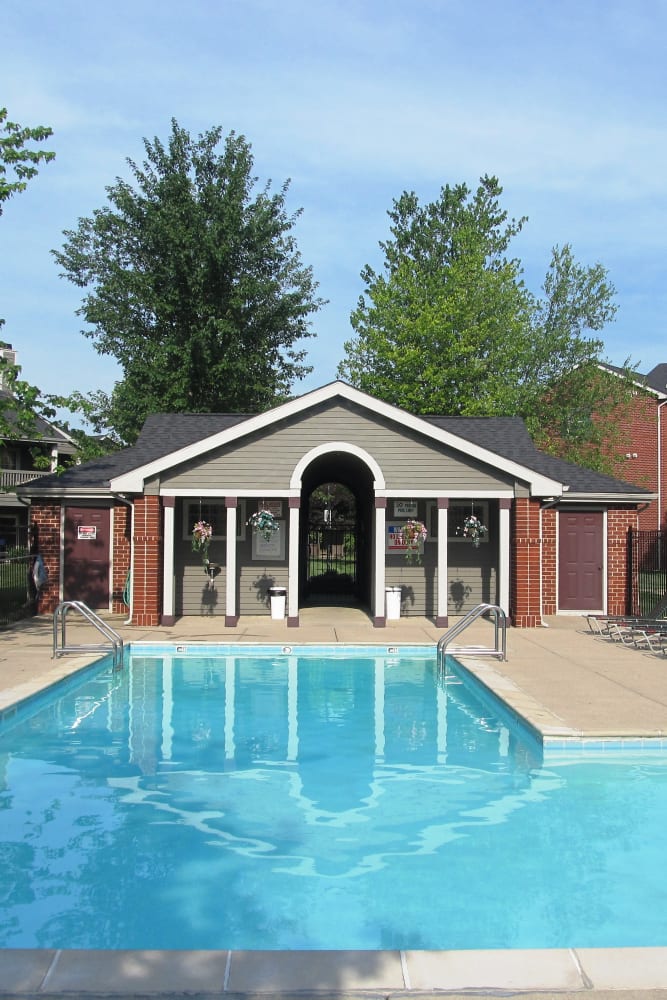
[111, 502, 132, 615]
[29, 501, 61, 614]
[540, 507, 557, 616]
[510, 497, 542, 627]
[131, 495, 163, 626]
[607, 508, 637, 615]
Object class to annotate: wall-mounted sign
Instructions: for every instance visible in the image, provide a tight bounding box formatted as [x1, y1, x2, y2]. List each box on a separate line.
[77, 525, 97, 540]
[252, 522, 285, 560]
[262, 500, 283, 517]
[393, 500, 418, 518]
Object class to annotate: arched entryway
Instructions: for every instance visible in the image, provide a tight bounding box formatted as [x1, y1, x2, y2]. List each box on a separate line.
[299, 451, 375, 609]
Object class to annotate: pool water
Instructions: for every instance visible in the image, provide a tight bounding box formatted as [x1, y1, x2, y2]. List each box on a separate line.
[1, 646, 667, 950]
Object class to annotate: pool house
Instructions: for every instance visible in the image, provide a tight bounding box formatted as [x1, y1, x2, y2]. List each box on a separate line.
[21, 381, 652, 628]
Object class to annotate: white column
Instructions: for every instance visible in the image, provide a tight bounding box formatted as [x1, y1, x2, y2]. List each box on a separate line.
[225, 501, 237, 623]
[162, 498, 175, 624]
[498, 499, 511, 615]
[288, 501, 300, 623]
[374, 500, 386, 623]
[437, 500, 449, 625]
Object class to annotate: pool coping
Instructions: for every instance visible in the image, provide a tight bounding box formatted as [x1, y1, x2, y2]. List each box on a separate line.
[3, 944, 667, 995]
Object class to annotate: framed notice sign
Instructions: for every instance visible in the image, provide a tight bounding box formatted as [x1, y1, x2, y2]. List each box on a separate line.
[251, 522, 285, 561]
[393, 500, 418, 518]
[77, 525, 97, 540]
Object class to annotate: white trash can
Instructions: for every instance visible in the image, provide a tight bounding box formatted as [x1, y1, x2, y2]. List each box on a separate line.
[269, 586, 287, 620]
[385, 586, 402, 620]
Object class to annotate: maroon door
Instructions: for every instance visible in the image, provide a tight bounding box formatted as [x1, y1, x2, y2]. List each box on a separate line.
[558, 511, 604, 611]
[64, 507, 111, 607]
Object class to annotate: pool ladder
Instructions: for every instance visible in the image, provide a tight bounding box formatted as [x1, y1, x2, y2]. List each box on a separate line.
[53, 601, 124, 669]
[437, 603, 507, 669]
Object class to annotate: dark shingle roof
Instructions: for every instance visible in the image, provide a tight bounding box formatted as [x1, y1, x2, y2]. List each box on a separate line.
[424, 414, 648, 495]
[19, 405, 650, 498]
[645, 364, 667, 394]
[18, 413, 251, 492]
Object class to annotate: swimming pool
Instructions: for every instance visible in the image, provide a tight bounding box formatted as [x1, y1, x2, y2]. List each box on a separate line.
[1, 644, 666, 951]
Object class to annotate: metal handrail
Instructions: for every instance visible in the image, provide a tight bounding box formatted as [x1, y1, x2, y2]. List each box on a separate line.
[437, 603, 507, 668]
[53, 601, 124, 669]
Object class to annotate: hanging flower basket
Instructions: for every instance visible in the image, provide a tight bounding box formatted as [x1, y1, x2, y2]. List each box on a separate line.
[460, 514, 487, 548]
[192, 520, 213, 568]
[248, 508, 279, 542]
[400, 519, 427, 564]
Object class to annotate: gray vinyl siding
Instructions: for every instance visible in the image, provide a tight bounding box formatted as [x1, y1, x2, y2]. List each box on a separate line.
[175, 499, 289, 617]
[160, 402, 518, 493]
[385, 538, 497, 618]
[174, 497, 497, 618]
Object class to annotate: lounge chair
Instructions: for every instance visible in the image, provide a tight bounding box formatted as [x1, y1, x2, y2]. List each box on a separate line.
[585, 615, 667, 654]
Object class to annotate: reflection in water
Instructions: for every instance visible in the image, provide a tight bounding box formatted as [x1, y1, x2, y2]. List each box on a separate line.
[0, 651, 665, 951]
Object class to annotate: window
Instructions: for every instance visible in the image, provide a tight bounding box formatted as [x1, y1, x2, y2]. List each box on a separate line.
[183, 501, 246, 541]
[449, 501, 489, 542]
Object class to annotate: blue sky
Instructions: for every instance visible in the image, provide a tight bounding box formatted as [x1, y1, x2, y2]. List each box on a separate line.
[2, 0, 666, 409]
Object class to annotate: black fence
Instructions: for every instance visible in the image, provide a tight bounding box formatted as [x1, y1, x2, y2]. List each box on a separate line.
[628, 528, 667, 617]
[307, 524, 358, 594]
[0, 553, 36, 629]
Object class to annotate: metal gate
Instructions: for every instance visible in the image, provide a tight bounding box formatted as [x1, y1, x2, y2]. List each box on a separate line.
[628, 528, 667, 617]
[306, 520, 358, 595]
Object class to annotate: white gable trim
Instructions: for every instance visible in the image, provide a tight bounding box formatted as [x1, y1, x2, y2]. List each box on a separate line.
[290, 442, 386, 490]
[110, 380, 564, 495]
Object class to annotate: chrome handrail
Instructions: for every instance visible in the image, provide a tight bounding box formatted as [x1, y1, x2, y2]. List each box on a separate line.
[437, 603, 507, 668]
[53, 601, 124, 669]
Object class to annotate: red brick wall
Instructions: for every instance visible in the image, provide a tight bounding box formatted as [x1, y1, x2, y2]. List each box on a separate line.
[131, 495, 163, 626]
[510, 497, 543, 627]
[29, 501, 61, 614]
[111, 503, 132, 615]
[606, 392, 662, 530]
[541, 507, 557, 615]
[607, 507, 638, 615]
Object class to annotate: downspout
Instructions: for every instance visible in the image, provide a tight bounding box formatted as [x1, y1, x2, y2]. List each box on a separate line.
[658, 399, 667, 530]
[112, 493, 134, 625]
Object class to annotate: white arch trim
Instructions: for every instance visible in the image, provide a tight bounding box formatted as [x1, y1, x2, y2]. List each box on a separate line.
[290, 442, 386, 490]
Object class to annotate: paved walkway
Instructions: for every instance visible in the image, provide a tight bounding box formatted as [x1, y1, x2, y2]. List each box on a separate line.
[1, 609, 667, 999]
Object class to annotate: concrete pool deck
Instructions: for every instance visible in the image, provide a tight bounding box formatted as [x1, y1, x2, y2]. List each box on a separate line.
[1, 608, 667, 998]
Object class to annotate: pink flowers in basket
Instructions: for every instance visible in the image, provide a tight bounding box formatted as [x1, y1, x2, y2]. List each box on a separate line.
[400, 519, 427, 563]
[192, 520, 213, 567]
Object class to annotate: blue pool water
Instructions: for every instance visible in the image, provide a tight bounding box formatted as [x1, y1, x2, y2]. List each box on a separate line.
[1, 645, 667, 951]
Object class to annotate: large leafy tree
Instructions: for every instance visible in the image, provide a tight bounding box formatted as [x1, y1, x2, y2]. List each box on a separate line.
[54, 120, 323, 444]
[338, 176, 632, 471]
[0, 107, 57, 441]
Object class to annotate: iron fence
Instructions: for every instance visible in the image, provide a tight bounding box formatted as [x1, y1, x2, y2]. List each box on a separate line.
[628, 528, 667, 617]
[0, 553, 36, 628]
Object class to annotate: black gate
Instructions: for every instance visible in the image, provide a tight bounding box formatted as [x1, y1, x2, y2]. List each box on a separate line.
[628, 528, 667, 617]
[306, 520, 358, 596]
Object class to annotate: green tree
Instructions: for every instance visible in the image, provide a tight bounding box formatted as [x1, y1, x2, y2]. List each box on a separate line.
[338, 176, 628, 472]
[0, 107, 54, 214]
[0, 108, 57, 443]
[54, 120, 324, 444]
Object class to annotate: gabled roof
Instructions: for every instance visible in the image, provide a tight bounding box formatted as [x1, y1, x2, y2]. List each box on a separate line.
[18, 381, 652, 501]
[109, 381, 564, 496]
[598, 361, 667, 400]
[0, 392, 78, 453]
